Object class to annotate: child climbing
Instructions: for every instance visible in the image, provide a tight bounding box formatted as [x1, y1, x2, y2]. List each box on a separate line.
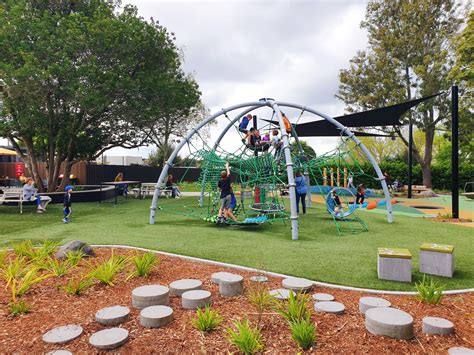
[239, 114, 253, 143]
[217, 162, 237, 223]
[356, 184, 365, 204]
[295, 171, 307, 214]
[282, 112, 292, 135]
[271, 129, 282, 158]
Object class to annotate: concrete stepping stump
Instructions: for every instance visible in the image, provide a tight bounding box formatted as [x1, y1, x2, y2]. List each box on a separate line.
[377, 248, 412, 282]
[359, 296, 391, 315]
[422, 316, 454, 335]
[250, 275, 268, 282]
[140, 305, 174, 328]
[269, 288, 293, 300]
[314, 301, 345, 315]
[46, 351, 73, 355]
[43, 325, 83, 344]
[132, 285, 170, 309]
[365, 307, 414, 340]
[211, 271, 234, 284]
[448, 347, 474, 355]
[95, 305, 130, 325]
[89, 328, 129, 350]
[219, 274, 244, 297]
[169, 279, 202, 296]
[419, 243, 454, 277]
[312, 293, 335, 302]
[282, 277, 313, 293]
[182, 290, 212, 309]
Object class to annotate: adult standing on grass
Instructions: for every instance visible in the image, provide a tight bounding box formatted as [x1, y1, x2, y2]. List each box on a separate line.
[63, 185, 73, 223]
[23, 178, 51, 213]
[217, 162, 237, 223]
[295, 171, 308, 214]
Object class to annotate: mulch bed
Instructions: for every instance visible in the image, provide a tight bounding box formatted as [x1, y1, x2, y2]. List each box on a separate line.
[0, 247, 472, 353]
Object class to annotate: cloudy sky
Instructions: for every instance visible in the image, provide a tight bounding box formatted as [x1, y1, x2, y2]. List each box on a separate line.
[109, 0, 370, 158]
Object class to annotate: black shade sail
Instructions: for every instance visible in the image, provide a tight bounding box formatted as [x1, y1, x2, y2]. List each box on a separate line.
[260, 93, 442, 137]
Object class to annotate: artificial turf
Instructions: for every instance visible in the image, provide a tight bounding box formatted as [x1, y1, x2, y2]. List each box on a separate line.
[1, 196, 472, 291]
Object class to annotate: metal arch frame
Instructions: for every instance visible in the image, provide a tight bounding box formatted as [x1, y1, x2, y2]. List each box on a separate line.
[149, 100, 393, 240]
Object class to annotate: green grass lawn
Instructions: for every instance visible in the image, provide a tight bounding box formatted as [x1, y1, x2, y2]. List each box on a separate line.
[1, 196, 472, 291]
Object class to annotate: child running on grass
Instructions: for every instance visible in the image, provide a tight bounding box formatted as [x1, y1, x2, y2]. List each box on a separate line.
[63, 185, 73, 223]
[217, 162, 237, 223]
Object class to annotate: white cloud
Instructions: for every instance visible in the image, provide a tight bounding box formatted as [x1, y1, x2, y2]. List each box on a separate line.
[105, 0, 369, 157]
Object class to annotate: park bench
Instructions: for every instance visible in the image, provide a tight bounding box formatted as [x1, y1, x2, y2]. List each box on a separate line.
[131, 183, 173, 198]
[401, 185, 428, 193]
[0, 189, 34, 214]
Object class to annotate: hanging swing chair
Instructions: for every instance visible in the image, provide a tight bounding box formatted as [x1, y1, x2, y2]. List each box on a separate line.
[325, 187, 357, 219]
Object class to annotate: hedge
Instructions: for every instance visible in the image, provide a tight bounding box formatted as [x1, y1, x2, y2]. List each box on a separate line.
[350, 161, 473, 191]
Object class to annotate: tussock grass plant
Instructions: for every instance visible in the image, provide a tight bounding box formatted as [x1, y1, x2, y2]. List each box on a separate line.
[415, 274, 445, 304]
[1, 256, 28, 288]
[0, 249, 8, 268]
[63, 276, 93, 295]
[44, 257, 69, 277]
[88, 252, 127, 286]
[192, 306, 223, 332]
[289, 319, 316, 350]
[12, 240, 35, 258]
[65, 250, 86, 267]
[12, 240, 58, 261]
[276, 291, 312, 324]
[247, 282, 277, 326]
[127, 252, 158, 279]
[226, 319, 264, 355]
[9, 300, 30, 316]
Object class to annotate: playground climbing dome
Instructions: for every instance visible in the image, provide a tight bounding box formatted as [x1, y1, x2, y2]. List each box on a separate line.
[149, 98, 393, 240]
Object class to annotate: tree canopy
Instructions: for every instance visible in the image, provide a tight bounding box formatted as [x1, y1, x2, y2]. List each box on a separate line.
[337, 0, 464, 188]
[0, 0, 201, 191]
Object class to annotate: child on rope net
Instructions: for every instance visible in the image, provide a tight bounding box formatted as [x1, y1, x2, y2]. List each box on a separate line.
[271, 129, 282, 159]
[217, 162, 238, 224]
[239, 114, 252, 143]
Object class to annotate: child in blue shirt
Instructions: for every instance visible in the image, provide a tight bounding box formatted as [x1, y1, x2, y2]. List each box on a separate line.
[63, 185, 73, 223]
[239, 114, 252, 143]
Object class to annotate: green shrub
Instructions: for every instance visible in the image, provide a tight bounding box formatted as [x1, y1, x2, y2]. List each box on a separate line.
[65, 250, 86, 267]
[63, 276, 93, 295]
[9, 300, 30, 316]
[289, 319, 316, 350]
[88, 253, 127, 286]
[226, 319, 264, 355]
[415, 274, 445, 304]
[127, 252, 158, 279]
[192, 306, 223, 332]
[276, 291, 311, 323]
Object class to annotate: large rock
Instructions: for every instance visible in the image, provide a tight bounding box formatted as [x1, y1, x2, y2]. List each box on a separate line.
[55, 240, 95, 260]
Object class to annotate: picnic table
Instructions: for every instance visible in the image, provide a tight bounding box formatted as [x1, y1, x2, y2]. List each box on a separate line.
[101, 181, 142, 205]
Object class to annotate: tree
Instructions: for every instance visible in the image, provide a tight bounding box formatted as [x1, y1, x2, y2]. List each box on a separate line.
[450, 10, 474, 164]
[344, 136, 407, 164]
[291, 140, 316, 158]
[148, 143, 182, 167]
[337, 0, 463, 188]
[0, 0, 201, 191]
